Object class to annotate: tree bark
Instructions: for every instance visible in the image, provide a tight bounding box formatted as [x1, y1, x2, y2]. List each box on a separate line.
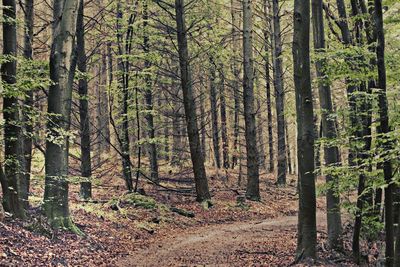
[374, 0, 394, 265]
[21, 0, 34, 210]
[293, 0, 316, 258]
[242, 0, 260, 201]
[116, 1, 133, 191]
[175, 0, 210, 202]
[271, 0, 286, 185]
[77, 0, 92, 200]
[311, 0, 342, 249]
[143, 0, 159, 183]
[2, 0, 25, 218]
[263, 0, 274, 173]
[231, 0, 240, 169]
[219, 65, 230, 169]
[43, 0, 81, 231]
[209, 59, 221, 169]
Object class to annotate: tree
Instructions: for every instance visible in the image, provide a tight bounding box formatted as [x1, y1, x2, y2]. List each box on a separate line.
[311, 0, 342, 248]
[209, 58, 221, 169]
[115, 0, 134, 191]
[230, 0, 240, 169]
[1, 0, 26, 218]
[263, 0, 274, 173]
[21, 0, 34, 209]
[43, 0, 81, 231]
[242, 0, 260, 201]
[271, 0, 286, 185]
[77, 0, 92, 200]
[374, 0, 394, 265]
[143, 0, 159, 183]
[293, 0, 316, 258]
[174, 0, 211, 202]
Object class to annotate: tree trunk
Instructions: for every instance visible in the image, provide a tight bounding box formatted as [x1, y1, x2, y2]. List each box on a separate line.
[43, 0, 81, 231]
[231, 0, 240, 169]
[263, 0, 274, 173]
[21, 0, 34, 210]
[116, 1, 133, 191]
[374, 1, 394, 265]
[242, 0, 260, 201]
[143, 0, 159, 183]
[271, 0, 286, 185]
[2, 0, 25, 218]
[219, 65, 230, 169]
[209, 59, 221, 169]
[77, 0, 92, 200]
[293, 0, 316, 258]
[311, 0, 342, 249]
[175, 0, 210, 202]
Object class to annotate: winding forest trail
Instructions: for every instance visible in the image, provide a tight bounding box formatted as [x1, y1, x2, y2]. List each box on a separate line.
[119, 212, 327, 266]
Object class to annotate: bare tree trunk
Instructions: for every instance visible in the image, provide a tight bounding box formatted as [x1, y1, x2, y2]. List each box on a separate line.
[77, 0, 92, 200]
[143, 0, 159, 183]
[116, 1, 133, 191]
[2, 0, 25, 218]
[263, 0, 274, 173]
[375, 1, 394, 265]
[21, 0, 34, 209]
[293, 0, 316, 258]
[219, 65, 229, 169]
[243, 0, 260, 201]
[311, 0, 342, 249]
[199, 79, 207, 160]
[231, 0, 240, 169]
[43, 0, 81, 231]
[285, 123, 292, 175]
[175, 0, 210, 202]
[209, 59, 221, 169]
[271, 0, 286, 185]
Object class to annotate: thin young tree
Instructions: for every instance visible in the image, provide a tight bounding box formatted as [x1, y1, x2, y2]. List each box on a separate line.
[243, 0, 260, 201]
[293, 0, 316, 258]
[43, 0, 82, 230]
[263, 0, 274, 173]
[143, 0, 159, 183]
[77, 0, 92, 199]
[271, 0, 286, 185]
[21, 0, 34, 209]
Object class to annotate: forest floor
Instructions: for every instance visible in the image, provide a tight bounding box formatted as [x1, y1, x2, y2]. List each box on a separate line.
[0, 164, 371, 266]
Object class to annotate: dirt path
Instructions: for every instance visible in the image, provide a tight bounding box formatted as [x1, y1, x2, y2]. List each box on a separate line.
[118, 212, 326, 267]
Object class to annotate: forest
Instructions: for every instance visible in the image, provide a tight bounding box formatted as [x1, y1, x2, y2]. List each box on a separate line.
[0, 0, 399, 266]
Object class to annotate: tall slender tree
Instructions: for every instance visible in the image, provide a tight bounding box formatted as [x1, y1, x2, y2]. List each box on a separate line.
[271, 0, 286, 185]
[311, 0, 342, 248]
[209, 59, 221, 169]
[2, 0, 25, 218]
[77, 0, 92, 200]
[143, 0, 159, 183]
[231, 0, 240, 168]
[175, 0, 210, 202]
[243, 0, 260, 201]
[374, 0, 394, 265]
[293, 0, 316, 258]
[21, 0, 34, 209]
[263, 0, 274, 173]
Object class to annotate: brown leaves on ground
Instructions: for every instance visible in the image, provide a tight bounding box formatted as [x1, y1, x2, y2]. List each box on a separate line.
[0, 168, 356, 266]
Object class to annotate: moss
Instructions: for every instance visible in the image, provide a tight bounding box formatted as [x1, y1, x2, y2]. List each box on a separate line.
[122, 193, 157, 209]
[200, 200, 213, 210]
[49, 216, 84, 236]
[75, 202, 117, 221]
